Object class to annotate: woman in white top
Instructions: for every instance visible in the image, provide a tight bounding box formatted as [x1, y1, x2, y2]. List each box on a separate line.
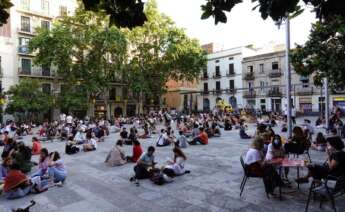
[265, 135, 285, 161]
[105, 140, 127, 166]
[164, 147, 187, 176]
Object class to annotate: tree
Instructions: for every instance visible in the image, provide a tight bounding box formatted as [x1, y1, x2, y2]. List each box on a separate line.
[29, 9, 128, 118]
[5, 79, 53, 122]
[125, 0, 206, 112]
[0, 0, 13, 26]
[291, 16, 345, 87]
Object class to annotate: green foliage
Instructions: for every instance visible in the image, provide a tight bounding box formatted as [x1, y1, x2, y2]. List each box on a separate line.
[201, 0, 345, 24]
[29, 9, 128, 108]
[0, 0, 13, 26]
[125, 0, 206, 98]
[291, 16, 345, 87]
[5, 79, 53, 117]
[58, 85, 88, 112]
[82, 0, 147, 29]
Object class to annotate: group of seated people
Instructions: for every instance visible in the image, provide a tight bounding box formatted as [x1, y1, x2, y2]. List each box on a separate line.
[129, 146, 189, 186]
[0, 138, 67, 199]
[244, 124, 345, 196]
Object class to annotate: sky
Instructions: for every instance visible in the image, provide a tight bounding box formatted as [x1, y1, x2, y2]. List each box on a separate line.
[156, 0, 317, 49]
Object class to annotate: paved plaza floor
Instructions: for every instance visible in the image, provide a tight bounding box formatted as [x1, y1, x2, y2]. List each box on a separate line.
[0, 117, 343, 212]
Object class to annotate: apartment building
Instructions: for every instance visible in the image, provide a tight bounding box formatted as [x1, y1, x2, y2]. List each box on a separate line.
[241, 46, 345, 114]
[197, 46, 255, 111]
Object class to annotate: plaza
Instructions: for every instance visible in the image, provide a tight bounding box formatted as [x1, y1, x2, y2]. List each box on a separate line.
[0, 117, 342, 212]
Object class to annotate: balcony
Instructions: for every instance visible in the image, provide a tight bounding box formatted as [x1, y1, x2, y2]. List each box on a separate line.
[18, 45, 32, 55]
[226, 88, 236, 94]
[243, 72, 255, 81]
[18, 67, 56, 79]
[267, 89, 283, 97]
[213, 73, 221, 79]
[202, 90, 209, 95]
[17, 27, 36, 36]
[269, 69, 282, 78]
[243, 90, 256, 98]
[226, 70, 236, 77]
[296, 87, 314, 96]
[200, 74, 209, 80]
[214, 89, 222, 94]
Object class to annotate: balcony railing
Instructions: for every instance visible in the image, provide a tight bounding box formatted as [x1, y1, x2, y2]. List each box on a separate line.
[200, 74, 209, 80]
[267, 89, 283, 97]
[18, 45, 32, 55]
[18, 67, 56, 78]
[243, 90, 256, 98]
[202, 90, 209, 95]
[226, 70, 235, 77]
[243, 72, 255, 81]
[226, 88, 236, 94]
[17, 27, 36, 35]
[269, 69, 282, 78]
[213, 73, 221, 79]
[296, 87, 314, 96]
[215, 89, 222, 94]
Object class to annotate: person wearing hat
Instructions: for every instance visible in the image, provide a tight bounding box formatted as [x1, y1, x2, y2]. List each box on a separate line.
[296, 136, 345, 184]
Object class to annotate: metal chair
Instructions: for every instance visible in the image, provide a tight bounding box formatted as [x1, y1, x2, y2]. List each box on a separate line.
[239, 156, 267, 197]
[305, 175, 345, 212]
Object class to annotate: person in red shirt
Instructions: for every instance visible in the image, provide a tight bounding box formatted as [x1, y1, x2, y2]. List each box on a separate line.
[31, 137, 42, 155]
[127, 140, 143, 162]
[189, 127, 208, 145]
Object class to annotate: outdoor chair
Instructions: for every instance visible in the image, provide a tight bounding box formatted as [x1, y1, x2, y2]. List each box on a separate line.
[239, 156, 268, 198]
[305, 175, 345, 212]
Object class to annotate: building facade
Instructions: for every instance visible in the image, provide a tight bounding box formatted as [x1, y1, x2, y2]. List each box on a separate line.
[0, 0, 134, 120]
[196, 46, 255, 111]
[241, 47, 343, 114]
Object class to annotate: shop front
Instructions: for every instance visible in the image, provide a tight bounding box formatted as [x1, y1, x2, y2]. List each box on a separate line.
[333, 97, 345, 112]
[299, 97, 312, 114]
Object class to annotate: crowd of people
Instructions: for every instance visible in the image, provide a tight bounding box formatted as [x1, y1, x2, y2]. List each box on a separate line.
[0, 106, 344, 203]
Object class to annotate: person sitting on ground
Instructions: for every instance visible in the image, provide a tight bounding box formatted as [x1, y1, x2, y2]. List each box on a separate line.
[105, 140, 127, 167]
[83, 134, 97, 152]
[163, 147, 188, 177]
[65, 136, 80, 155]
[138, 123, 151, 139]
[284, 126, 308, 155]
[120, 127, 129, 141]
[31, 148, 49, 178]
[265, 135, 285, 161]
[3, 162, 48, 199]
[12, 143, 32, 174]
[31, 137, 41, 155]
[311, 132, 327, 151]
[0, 157, 11, 186]
[296, 136, 345, 184]
[1, 138, 16, 159]
[244, 136, 283, 196]
[48, 151, 67, 184]
[176, 131, 188, 148]
[191, 123, 200, 138]
[130, 146, 156, 185]
[156, 129, 171, 147]
[211, 122, 221, 137]
[224, 117, 232, 131]
[74, 128, 86, 144]
[189, 127, 208, 145]
[126, 139, 143, 163]
[126, 127, 137, 145]
[239, 122, 251, 139]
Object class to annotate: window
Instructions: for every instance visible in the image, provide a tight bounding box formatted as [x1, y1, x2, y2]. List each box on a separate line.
[272, 62, 279, 70]
[19, 37, 30, 46]
[229, 63, 234, 75]
[41, 0, 49, 13]
[21, 58, 31, 74]
[42, 65, 50, 76]
[300, 76, 309, 88]
[259, 64, 264, 73]
[216, 81, 221, 91]
[21, 16, 30, 32]
[228, 57, 233, 60]
[42, 83, 51, 94]
[203, 69, 208, 78]
[215, 66, 220, 76]
[203, 83, 208, 91]
[260, 81, 265, 91]
[247, 65, 253, 73]
[41, 20, 50, 30]
[59, 6, 68, 16]
[248, 82, 253, 90]
[229, 80, 235, 90]
[215, 60, 219, 63]
[20, 0, 30, 10]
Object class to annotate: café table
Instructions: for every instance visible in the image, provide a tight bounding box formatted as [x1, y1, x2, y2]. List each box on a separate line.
[267, 158, 307, 200]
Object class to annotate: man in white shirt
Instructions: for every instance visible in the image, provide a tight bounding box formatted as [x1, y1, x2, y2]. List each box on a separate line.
[83, 134, 97, 151]
[66, 114, 73, 125]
